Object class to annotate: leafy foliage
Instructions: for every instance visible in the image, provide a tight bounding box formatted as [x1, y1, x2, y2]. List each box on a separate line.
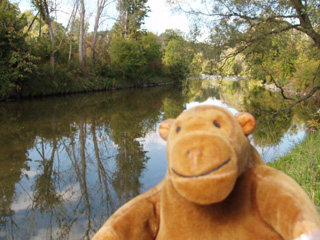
[0, 1, 194, 100]
[109, 36, 146, 83]
[117, 0, 150, 38]
[0, 0, 36, 99]
[164, 38, 193, 80]
[170, 0, 320, 96]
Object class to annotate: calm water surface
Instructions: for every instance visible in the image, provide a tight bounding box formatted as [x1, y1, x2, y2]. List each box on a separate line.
[0, 78, 316, 239]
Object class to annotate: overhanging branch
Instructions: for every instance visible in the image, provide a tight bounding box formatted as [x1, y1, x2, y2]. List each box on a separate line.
[272, 86, 320, 118]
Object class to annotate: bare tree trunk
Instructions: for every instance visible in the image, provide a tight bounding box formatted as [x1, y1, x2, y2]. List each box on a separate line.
[68, 34, 73, 69]
[58, 2, 78, 50]
[92, 0, 110, 62]
[124, 9, 128, 37]
[68, 2, 79, 68]
[43, 2, 55, 77]
[91, 17, 100, 62]
[47, 18, 55, 77]
[79, 0, 86, 71]
[92, 1, 102, 62]
[39, 13, 42, 37]
[118, 0, 128, 37]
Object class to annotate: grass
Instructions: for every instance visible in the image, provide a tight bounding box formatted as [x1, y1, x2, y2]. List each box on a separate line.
[267, 132, 320, 206]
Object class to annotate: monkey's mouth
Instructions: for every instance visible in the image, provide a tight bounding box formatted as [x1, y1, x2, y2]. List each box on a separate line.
[171, 158, 231, 178]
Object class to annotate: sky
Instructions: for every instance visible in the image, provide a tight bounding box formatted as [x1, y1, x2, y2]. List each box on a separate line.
[13, 0, 190, 35]
[144, 0, 190, 34]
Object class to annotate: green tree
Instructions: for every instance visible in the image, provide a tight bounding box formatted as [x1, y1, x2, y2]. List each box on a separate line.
[160, 29, 185, 49]
[109, 36, 146, 83]
[0, 0, 36, 99]
[141, 32, 163, 77]
[109, 31, 165, 82]
[164, 38, 193, 80]
[170, 0, 320, 111]
[117, 0, 150, 38]
[245, 32, 299, 84]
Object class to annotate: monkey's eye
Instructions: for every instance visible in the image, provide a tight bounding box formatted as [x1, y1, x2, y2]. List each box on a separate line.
[213, 121, 221, 128]
[176, 126, 181, 133]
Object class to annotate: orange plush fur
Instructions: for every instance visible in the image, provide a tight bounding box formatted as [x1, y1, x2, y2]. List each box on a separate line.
[93, 105, 320, 240]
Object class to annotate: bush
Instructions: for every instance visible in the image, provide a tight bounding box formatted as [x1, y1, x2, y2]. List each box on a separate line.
[109, 36, 146, 84]
[164, 39, 192, 80]
[0, 0, 36, 99]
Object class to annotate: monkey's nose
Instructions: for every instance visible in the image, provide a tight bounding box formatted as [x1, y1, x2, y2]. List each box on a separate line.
[187, 148, 204, 160]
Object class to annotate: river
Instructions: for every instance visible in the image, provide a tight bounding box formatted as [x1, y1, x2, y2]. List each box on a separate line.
[0, 77, 316, 239]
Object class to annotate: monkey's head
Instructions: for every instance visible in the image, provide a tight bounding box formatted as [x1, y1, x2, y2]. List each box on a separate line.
[159, 105, 256, 205]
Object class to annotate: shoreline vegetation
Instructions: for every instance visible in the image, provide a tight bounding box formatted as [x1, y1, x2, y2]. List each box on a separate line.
[267, 132, 320, 207]
[5, 76, 178, 101]
[1, 0, 194, 101]
[2, 1, 319, 104]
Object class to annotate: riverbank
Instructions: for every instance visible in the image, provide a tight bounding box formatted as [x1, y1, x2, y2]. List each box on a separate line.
[3, 74, 177, 102]
[267, 131, 320, 206]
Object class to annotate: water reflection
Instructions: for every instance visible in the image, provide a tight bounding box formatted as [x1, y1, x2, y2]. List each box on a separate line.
[0, 78, 318, 239]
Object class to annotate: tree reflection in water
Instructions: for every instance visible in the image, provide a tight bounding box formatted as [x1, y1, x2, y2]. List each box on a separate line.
[0, 79, 318, 239]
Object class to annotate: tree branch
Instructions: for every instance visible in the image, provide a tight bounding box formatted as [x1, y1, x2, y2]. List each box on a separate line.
[272, 86, 320, 118]
[271, 78, 295, 101]
[26, 11, 40, 33]
[259, 65, 296, 101]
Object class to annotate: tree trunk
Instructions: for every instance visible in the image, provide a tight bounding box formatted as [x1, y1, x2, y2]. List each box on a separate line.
[118, 0, 129, 37]
[124, 9, 128, 37]
[58, 3, 78, 50]
[92, 4, 101, 62]
[79, 0, 86, 71]
[68, 32, 73, 69]
[48, 20, 55, 76]
[290, 0, 320, 49]
[39, 12, 42, 37]
[68, 3, 79, 68]
[92, 0, 109, 62]
[44, 1, 55, 77]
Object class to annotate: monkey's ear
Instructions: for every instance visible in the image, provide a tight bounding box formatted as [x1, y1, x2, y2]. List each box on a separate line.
[236, 112, 256, 136]
[159, 119, 175, 141]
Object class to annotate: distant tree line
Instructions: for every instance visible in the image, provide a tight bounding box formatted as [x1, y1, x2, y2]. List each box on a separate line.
[0, 0, 196, 100]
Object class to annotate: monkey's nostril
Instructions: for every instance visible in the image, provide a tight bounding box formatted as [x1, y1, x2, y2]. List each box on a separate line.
[187, 148, 203, 158]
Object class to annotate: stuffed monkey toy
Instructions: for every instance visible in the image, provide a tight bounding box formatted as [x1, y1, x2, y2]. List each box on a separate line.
[93, 105, 320, 240]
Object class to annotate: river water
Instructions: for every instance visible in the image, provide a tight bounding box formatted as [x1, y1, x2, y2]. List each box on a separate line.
[0, 78, 316, 239]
